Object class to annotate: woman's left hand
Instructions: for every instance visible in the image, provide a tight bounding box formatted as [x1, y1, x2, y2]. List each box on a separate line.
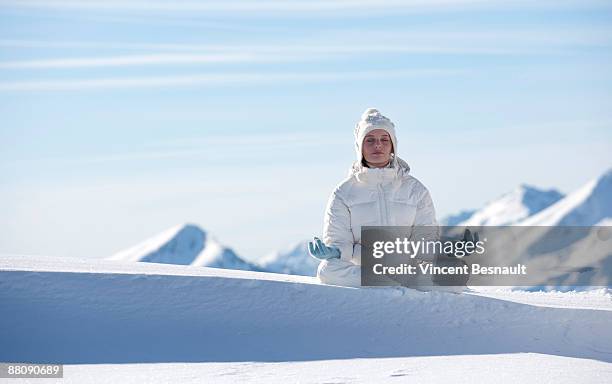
[308, 237, 341, 260]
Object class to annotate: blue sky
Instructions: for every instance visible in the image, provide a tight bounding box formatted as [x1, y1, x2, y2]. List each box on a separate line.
[1, 0, 611, 261]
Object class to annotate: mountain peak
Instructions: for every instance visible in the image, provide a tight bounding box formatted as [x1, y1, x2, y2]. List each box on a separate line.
[516, 183, 538, 191]
[452, 184, 564, 226]
[513, 183, 562, 197]
[108, 223, 206, 265]
[520, 168, 612, 226]
[109, 223, 260, 271]
[518, 186, 564, 214]
[596, 167, 612, 186]
[179, 222, 206, 233]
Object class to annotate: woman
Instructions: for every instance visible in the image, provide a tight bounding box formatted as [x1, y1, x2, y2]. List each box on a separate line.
[308, 108, 440, 287]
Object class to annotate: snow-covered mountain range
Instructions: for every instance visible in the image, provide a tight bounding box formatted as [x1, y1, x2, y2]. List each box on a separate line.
[108, 168, 611, 280]
[441, 209, 477, 226]
[519, 168, 612, 226]
[442, 168, 611, 227]
[441, 168, 612, 287]
[257, 240, 319, 276]
[443, 185, 564, 226]
[108, 224, 314, 275]
[108, 223, 261, 271]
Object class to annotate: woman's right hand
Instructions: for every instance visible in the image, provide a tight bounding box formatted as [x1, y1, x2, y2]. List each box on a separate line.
[307, 237, 341, 260]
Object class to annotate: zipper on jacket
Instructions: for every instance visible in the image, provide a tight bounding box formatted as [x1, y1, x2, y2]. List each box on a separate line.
[377, 182, 388, 226]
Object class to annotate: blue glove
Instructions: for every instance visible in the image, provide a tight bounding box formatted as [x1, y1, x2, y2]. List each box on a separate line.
[307, 237, 341, 260]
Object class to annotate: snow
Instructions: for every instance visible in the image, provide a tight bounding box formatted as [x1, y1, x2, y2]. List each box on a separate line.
[437, 169, 612, 288]
[519, 169, 612, 226]
[0, 254, 312, 283]
[3, 170, 610, 382]
[440, 209, 476, 226]
[471, 287, 612, 310]
[48, 354, 612, 384]
[258, 240, 319, 276]
[1, 255, 611, 383]
[108, 223, 260, 271]
[107, 224, 192, 263]
[456, 184, 564, 226]
[598, 218, 612, 226]
[103, 170, 611, 284]
[443, 169, 611, 228]
[107, 224, 319, 277]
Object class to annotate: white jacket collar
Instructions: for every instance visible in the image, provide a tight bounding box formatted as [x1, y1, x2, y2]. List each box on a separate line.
[349, 156, 411, 184]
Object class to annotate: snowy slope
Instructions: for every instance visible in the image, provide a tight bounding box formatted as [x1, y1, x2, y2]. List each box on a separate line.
[39, 354, 612, 384]
[438, 170, 612, 288]
[257, 240, 319, 276]
[108, 223, 261, 271]
[454, 184, 564, 226]
[440, 209, 476, 226]
[1, 255, 611, 375]
[519, 168, 612, 226]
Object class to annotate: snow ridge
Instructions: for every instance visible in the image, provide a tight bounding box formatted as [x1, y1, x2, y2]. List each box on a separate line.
[520, 169, 612, 226]
[1, 255, 611, 365]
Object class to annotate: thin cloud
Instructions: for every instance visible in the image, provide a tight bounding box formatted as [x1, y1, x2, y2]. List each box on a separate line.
[0, 68, 466, 92]
[83, 133, 346, 164]
[3, 132, 347, 167]
[146, 131, 345, 150]
[0, 53, 293, 69]
[0, 0, 524, 13]
[1, 0, 610, 13]
[0, 40, 246, 51]
[0, 47, 514, 70]
[2, 24, 610, 71]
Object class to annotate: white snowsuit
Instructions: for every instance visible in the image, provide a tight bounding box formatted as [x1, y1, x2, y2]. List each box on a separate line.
[317, 109, 439, 287]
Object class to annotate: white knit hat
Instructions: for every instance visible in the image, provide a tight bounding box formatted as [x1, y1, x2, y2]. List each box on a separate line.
[354, 108, 397, 163]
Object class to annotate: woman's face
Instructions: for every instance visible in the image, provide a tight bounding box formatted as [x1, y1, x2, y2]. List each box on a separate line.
[362, 129, 393, 168]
